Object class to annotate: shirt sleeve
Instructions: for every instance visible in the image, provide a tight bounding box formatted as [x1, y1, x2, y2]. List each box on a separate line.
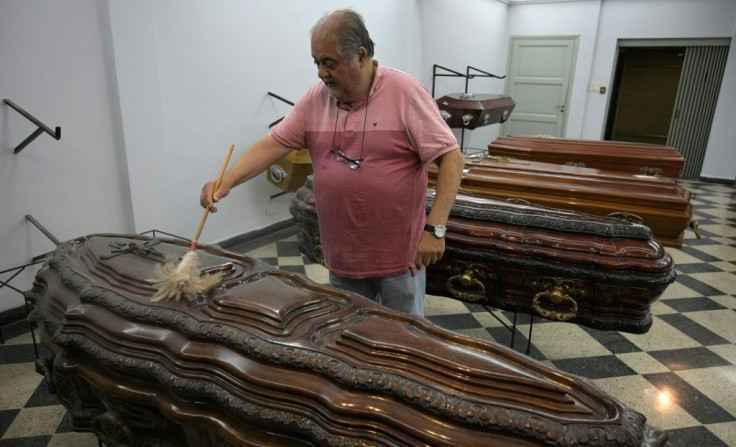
[269, 85, 315, 150]
[404, 84, 459, 164]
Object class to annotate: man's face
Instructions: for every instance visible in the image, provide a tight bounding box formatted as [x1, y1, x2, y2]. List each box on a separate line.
[311, 34, 363, 104]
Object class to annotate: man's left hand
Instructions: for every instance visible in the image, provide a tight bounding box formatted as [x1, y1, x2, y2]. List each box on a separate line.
[414, 232, 445, 269]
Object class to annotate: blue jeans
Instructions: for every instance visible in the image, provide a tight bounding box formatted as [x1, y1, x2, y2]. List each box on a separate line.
[329, 268, 426, 317]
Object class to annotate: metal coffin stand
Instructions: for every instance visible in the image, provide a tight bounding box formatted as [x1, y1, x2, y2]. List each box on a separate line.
[26, 234, 669, 446]
[290, 177, 675, 334]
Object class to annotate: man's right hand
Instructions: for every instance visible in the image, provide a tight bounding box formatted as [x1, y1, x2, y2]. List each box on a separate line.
[200, 177, 232, 213]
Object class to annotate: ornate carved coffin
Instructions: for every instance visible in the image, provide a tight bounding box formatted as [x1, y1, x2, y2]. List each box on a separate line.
[26, 234, 669, 446]
[436, 93, 516, 129]
[487, 136, 685, 179]
[429, 156, 692, 248]
[291, 177, 675, 334]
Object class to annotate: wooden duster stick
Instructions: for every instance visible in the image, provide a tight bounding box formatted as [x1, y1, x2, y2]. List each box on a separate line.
[150, 145, 235, 302]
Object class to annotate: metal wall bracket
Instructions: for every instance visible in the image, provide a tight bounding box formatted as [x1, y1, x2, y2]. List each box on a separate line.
[267, 92, 295, 128]
[4, 99, 61, 153]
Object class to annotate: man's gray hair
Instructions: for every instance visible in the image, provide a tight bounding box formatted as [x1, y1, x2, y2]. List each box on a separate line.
[312, 9, 375, 61]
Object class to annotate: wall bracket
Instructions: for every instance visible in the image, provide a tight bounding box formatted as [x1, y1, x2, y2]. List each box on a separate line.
[4, 99, 61, 154]
[267, 92, 295, 128]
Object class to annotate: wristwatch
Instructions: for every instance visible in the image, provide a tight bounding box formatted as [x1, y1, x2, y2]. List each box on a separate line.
[424, 223, 447, 239]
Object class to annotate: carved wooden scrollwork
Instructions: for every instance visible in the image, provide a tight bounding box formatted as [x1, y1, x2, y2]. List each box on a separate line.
[531, 277, 587, 321]
[446, 260, 497, 302]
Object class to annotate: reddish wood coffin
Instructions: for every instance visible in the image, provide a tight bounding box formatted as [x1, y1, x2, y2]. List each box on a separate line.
[429, 156, 692, 248]
[26, 234, 669, 447]
[487, 136, 685, 179]
[436, 93, 516, 129]
[291, 178, 675, 334]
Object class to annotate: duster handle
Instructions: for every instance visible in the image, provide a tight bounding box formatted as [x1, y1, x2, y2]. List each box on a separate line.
[190, 144, 235, 251]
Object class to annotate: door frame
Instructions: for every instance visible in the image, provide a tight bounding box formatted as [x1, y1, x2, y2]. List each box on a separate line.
[502, 35, 579, 137]
[602, 37, 731, 140]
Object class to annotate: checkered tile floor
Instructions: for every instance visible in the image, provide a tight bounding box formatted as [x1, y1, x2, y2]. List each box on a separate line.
[1, 179, 735, 446]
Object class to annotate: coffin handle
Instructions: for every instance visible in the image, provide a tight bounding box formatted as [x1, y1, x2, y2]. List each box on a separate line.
[446, 262, 496, 302]
[607, 211, 644, 225]
[689, 219, 702, 239]
[269, 165, 287, 184]
[447, 272, 486, 302]
[94, 410, 135, 445]
[639, 166, 663, 177]
[531, 277, 586, 322]
[461, 113, 474, 127]
[532, 287, 578, 322]
[34, 357, 56, 394]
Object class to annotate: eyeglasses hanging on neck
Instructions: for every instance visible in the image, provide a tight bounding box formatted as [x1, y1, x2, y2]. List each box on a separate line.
[331, 147, 363, 169]
[330, 94, 370, 170]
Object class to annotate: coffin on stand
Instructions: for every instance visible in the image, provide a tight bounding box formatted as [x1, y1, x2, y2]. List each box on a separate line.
[435, 93, 516, 129]
[429, 156, 692, 248]
[268, 148, 313, 193]
[26, 234, 669, 446]
[291, 178, 675, 334]
[488, 136, 685, 178]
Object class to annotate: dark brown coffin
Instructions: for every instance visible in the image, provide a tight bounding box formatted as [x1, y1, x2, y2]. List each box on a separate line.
[429, 156, 692, 248]
[26, 234, 669, 447]
[487, 136, 685, 178]
[291, 178, 675, 334]
[436, 93, 516, 129]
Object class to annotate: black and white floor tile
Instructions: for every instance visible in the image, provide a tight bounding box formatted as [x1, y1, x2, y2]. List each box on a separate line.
[1, 179, 735, 446]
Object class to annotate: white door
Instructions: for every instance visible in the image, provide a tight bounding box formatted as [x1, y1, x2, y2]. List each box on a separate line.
[501, 36, 578, 137]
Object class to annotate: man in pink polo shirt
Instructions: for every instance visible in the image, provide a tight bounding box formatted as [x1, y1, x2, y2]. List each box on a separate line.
[201, 9, 464, 316]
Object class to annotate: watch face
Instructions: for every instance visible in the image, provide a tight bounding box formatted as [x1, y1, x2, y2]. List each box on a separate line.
[434, 226, 447, 238]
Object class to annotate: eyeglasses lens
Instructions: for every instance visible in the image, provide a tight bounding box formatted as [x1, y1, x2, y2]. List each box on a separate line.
[331, 148, 361, 169]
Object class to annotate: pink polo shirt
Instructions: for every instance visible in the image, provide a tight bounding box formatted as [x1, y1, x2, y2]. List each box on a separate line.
[270, 63, 457, 278]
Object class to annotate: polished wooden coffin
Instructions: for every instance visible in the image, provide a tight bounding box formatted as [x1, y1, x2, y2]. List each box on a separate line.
[487, 136, 685, 178]
[291, 178, 676, 334]
[429, 156, 692, 248]
[26, 234, 669, 446]
[436, 93, 516, 129]
[268, 148, 313, 193]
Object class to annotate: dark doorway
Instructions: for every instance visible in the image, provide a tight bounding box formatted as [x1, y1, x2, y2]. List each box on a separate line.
[605, 47, 685, 145]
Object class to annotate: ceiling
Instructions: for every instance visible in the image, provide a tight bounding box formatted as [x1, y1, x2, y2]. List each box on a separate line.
[498, 0, 590, 4]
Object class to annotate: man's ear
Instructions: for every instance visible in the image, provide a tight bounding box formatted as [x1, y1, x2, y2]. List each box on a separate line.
[357, 46, 368, 64]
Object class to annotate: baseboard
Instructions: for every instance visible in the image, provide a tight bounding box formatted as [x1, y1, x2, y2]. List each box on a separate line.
[698, 176, 736, 185]
[215, 218, 297, 251]
[0, 305, 29, 328]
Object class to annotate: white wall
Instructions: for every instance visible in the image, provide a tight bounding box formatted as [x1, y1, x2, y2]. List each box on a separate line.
[701, 24, 736, 181]
[0, 0, 419, 313]
[505, 0, 736, 180]
[1, 0, 132, 312]
[507, 0, 602, 139]
[418, 0, 510, 151]
[107, 0, 420, 246]
[582, 0, 736, 142]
